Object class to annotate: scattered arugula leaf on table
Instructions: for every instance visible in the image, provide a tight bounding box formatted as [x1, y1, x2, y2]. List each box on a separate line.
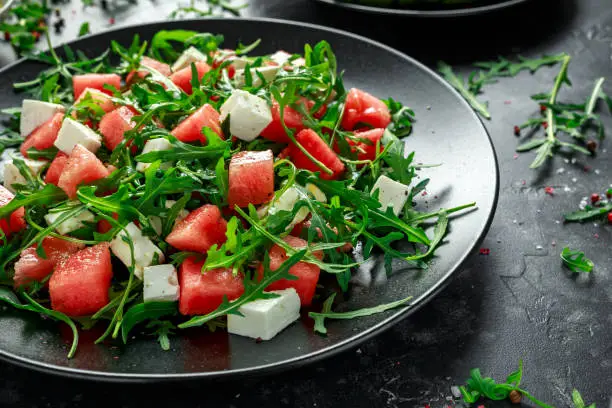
[560, 247, 594, 273]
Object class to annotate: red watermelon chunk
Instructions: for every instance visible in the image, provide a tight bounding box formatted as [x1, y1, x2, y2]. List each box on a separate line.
[126, 56, 172, 84]
[14, 237, 84, 288]
[20, 112, 64, 157]
[166, 204, 227, 253]
[49, 243, 113, 317]
[98, 106, 136, 150]
[44, 152, 69, 185]
[73, 74, 122, 100]
[289, 128, 345, 180]
[341, 88, 391, 130]
[170, 104, 223, 143]
[57, 144, 110, 199]
[260, 235, 323, 306]
[260, 98, 325, 143]
[178, 257, 244, 316]
[228, 150, 274, 208]
[169, 61, 211, 95]
[348, 128, 384, 161]
[72, 88, 115, 115]
[0, 185, 25, 237]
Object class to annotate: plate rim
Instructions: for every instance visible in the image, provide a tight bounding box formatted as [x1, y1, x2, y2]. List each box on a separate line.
[0, 16, 500, 382]
[313, 0, 530, 17]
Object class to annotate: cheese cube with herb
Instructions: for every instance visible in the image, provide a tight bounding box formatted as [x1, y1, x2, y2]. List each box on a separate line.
[3, 158, 46, 193]
[266, 183, 326, 229]
[44, 206, 95, 235]
[143, 264, 180, 303]
[171, 46, 208, 72]
[227, 288, 301, 341]
[136, 138, 174, 172]
[20, 99, 66, 137]
[234, 66, 279, 88]
[110, 222, 164, 279]
[54, 118, 102, 154]
[371, 175, 411, 216]
[219, 90, 272, 141]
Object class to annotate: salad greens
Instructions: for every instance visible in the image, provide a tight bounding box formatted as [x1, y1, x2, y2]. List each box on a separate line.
[560, 247, 594, 273]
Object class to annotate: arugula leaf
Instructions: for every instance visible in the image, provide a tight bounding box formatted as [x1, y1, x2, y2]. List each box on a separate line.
[572, 389, 596, 408]
[121, 302, 178, 343]
[560, 247, 594, 273]
[146, 320, 176, 351]
[311, 292, 336, 335]
[309, 295, 412, 334]
[564, 204, 612, 222]
[135, 133, 229, 163]
[438, 61, 491, 119]
[0, 184, 66, 219]
[78, 22, 90, 37]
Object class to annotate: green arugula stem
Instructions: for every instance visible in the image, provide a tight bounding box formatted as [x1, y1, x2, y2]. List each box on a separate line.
[546, 55, 572, 144]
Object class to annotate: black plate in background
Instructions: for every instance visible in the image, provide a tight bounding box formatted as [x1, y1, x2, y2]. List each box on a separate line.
[0, 18, 498, 381]
[312, 0, 530, 17]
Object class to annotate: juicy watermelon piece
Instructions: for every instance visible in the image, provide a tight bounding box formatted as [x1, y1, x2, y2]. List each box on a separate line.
[171, 104, 223, 143]
[260, 235, 323, 306]
[289, 128, 345, 180]
[13, 237, 84, 288]
[57, 144, 110, 199]
[178, 257, 244, 316]
[96, 212, 118, 234]
[73, 74, 122, 100]
[348, 128, 384, 161]
[0, 185, 25, 237]
[73, 88, 115, 115]
[166, 204, 227, 253]
[49, 243, 113, 317]
[169, 61, 211, 95]
[20, 112, 64, 157]
[341, 88, 391, 130]
[228, 150, 274, 208]
[126, 56, 172, 84]
[98, 106, 136, 150]
[44, 152, 69, 185]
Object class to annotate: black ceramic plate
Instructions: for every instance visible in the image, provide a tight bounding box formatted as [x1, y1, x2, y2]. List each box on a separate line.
[313, 0, 529, 17]
[0, 18, 498, 381]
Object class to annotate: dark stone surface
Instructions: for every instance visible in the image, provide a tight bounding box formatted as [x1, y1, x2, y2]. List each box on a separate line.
[0, 0, 610, 407]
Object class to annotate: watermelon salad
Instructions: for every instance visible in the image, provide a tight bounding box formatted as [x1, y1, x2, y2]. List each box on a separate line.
[0, 30, 475, 357]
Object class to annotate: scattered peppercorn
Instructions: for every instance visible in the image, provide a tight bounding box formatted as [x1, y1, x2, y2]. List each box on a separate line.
[509, 390, 522, 404]
[109, 17, 115, 25]
[540, 104, 546, 113]
[606, 189, 612, 199]
[32, 31, 41, 40]
[586, 139, 598, 153]
[607, 212, 612, 225]
[545, 186, 554, 196]
[255, 337, 263, 344]
[542, 121, 548, 129]
[4, 32, 10, 41]
[591, 193, 600, 204]
[479, 248, 490, 255]
[513, 125, 520, 136]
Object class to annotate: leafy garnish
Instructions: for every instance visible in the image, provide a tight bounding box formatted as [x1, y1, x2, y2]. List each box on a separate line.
[560, 247, 594, 273]
[120, 302, 178, 343]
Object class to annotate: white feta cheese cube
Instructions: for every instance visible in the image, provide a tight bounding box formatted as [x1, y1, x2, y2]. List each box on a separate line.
[227, 288, 301, 340]
[54, 118, 102, 154]
[143, 264, 180, 303]
[269, 50, 292, 66]
[3, 158, 46, 193]
[171, 46, 208, 72]
[110, 222, 164, 279]
[267, 183, 327, 229]
[136, 138, 174, 172]
[44, 206, 95, 235]
[20, 99, 65, 137]
[371, 175, 410, 216]
[227, 56, 249, 70]
[234, 66, 279, 88]
[219, 90, 272, 141]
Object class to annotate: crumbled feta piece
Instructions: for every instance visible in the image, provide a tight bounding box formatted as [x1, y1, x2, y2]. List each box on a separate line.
[371, 175, 410, 216]
[3, 158, 46, 193]
[44, 206, 95, 235]
[54, 118, 102, 154]
[171, 46, 208, 72]
[266, 183, 326, 229]
[143, 264, 180, 303]
[136, 138, 174, 172]
[110, 222, 164, 279]
[227, 288, 301, 340]
[234, 66, 279, 87]
[219, 90, 272, 141]
[20, 99, 65, 137]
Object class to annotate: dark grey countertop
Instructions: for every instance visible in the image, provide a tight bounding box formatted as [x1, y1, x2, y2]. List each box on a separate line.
[0, 0, 610, 407]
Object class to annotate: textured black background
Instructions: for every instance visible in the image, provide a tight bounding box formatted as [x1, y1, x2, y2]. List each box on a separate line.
[0, 0, 610, 407]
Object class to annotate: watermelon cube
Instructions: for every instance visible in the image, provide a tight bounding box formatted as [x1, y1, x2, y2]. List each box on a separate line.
[228, 150, 274, 208]
[170, 104, 223, 144]
[0, 185, 25, 237]
[260, 98, 325, 143]
[260, 235, 323, 306]
[20, 112, 64, 158]
[289, 128, 345, 180]
[57, 144, 110, 199]
[178, 257, 244, 316]
[169, 61, 211, 95]
[126, 56, 172, 84]
[49, 243, 113, 316]
[98, 106, 136, 150]
[44, 152, 68, 186]
[13, 237, 84, 288]
[72, 88, 115, 115]
[73, 74, 122, 100]
[341, 88, 391, 131]
[347, 128, 384, 161]
[166, 204, 227, 253]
